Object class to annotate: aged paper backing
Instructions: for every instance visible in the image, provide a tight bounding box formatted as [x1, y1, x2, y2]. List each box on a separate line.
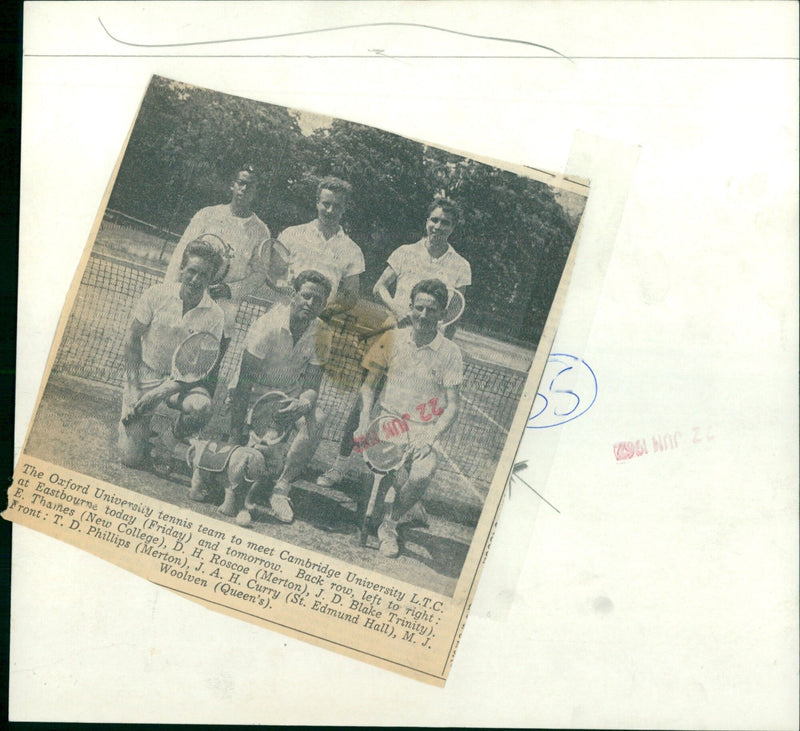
[7, 75, 587, 684]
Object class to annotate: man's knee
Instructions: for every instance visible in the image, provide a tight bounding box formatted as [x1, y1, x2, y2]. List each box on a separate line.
[182, 390, 212, 419]
[313, 406, 328, 432]
[297, 407, 326, 442]
[408, 450, 437, 483]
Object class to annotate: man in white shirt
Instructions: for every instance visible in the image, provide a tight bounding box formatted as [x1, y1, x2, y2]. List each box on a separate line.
[356, 278, 463, 558]
[373, 197, 471, 336]
[318, 197, 470, 493]
[165, 165, 271, 361]
[119, 240, 225, 468]
[278, 176, 364, 308]
[227, 270, 333, 524]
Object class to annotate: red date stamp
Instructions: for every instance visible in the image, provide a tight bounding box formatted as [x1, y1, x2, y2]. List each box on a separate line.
[614, 426, 714, 462]
[353, 398, 446, 453]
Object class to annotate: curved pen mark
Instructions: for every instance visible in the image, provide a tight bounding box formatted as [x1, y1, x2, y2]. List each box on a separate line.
[97, 18, 573, 62]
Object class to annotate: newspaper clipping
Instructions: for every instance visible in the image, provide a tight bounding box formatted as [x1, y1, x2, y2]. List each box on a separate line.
[6, 76, 588, 684]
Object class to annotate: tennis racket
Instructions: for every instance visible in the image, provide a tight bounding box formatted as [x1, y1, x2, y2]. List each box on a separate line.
[247, 390, 293, 446]
[194, 233, 233, 284]
[357, 412, 411, 546]
[262, 237, 292, 291]
[170, 331, 221, 383]
[121, 332, 220, 425]
[208, 237, 292, 299]
[440, 288, 465, 327]
[358, 288, 466, 341]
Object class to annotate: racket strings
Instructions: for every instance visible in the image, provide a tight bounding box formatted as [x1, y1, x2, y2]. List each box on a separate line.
[173, 333, 220, 381]
[362, 415, 410, 472]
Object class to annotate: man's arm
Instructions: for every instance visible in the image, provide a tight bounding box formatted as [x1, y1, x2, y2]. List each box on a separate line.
[328, 273, 360, 314]
[275, 363, 324, 424]
[372, 266, 400, 313]
[122, 319, 147, 419]
[340, 273, 360, 296]
[355, 369, 382, 450]
[410, 387, 460, 460]
[122, 319, 183, 418]
[432, 386, 460, 445]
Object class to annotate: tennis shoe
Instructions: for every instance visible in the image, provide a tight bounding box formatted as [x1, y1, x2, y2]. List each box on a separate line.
[377, 521, 400, 558]
[269, 492, 294, 523]
[316, 463, 348, 488]
[188, 483, 209, 502]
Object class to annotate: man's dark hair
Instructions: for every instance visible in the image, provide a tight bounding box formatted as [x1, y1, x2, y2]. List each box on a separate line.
[427, 195, 461, 225]
[293, 269, 332, 300]
[235, 163, 260, 184]
[316, 176, 352, 201]
[410, 278, 448, 312]
[182, 239, 224, 278]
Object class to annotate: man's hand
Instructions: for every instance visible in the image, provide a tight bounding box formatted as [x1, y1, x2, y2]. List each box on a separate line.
[208, 283, 232, 300]
[409, 436, 433, 461]
[121, 386, 142, 425]
[276, 397, 311, 425]
[132, 380, 177, 415]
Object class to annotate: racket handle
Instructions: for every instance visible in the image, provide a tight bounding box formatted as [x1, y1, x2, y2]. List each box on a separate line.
[360, 472, 382, 546]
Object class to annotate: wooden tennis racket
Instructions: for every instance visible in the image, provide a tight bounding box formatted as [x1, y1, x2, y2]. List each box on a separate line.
[121, 331, 220, 425]
[170, 331, 221, 383]
[357, 412, 411, 546]
[247, 390, 294, 446]
[358, 288, 466, 341]
[194, 233, 233, 284]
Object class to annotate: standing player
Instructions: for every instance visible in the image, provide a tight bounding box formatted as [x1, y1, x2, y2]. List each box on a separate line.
[119, 240, 224, 468]
[165, 164, 271, 384]
[278, 176, 364, 309]
[356, 279, 463, 558]
[318, 197, 470, 492]
[226, 270, 333, 524]
[373, 196, 471, 338]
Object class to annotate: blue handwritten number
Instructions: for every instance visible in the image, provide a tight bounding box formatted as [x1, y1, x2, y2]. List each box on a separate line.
[527, 353, 597, 429]
[550, 366, 581, 417]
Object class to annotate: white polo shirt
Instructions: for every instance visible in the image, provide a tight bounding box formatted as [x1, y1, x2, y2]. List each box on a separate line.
[165, 203, 271, 335]
[278, 220, 364, 300]
[132, 282, 224, 387]
[232, 303, 332, 396]
[362, 328, 463, 422]
[387, 238, 471, 316]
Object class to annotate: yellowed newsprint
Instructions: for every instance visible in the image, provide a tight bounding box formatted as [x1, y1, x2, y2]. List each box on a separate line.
[6, 76, 588, 684]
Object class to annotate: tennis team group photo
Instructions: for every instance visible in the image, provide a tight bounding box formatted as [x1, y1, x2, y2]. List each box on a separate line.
[24, 76, 587, 595]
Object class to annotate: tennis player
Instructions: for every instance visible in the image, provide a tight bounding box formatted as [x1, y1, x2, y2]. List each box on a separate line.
[227, 270, 333, 523]
[318, 197, 471, 492]
[356, 278, 463, 558]
[373, 196, 471, 336]
[165, 164, 271, 387]
[277, 176, 364, 309]
[118, 240, 225, 468]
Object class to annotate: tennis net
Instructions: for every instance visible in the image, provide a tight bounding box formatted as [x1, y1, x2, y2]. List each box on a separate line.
[52, 253, 530, 486]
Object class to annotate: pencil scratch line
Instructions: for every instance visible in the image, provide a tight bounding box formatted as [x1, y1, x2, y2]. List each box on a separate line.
[97, 18, 573, 62]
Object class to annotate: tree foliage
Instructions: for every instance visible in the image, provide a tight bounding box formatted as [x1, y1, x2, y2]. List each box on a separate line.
[108, 77, 585, 346]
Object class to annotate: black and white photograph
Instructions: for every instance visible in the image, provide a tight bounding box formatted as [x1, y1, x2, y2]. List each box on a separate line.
[19, 76, 586, 597]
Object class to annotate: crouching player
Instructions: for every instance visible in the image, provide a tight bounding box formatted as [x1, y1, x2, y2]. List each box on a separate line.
[356, 279, 463, 558]
[118, 240, 224, 468]
[226, 270, 332, 523]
